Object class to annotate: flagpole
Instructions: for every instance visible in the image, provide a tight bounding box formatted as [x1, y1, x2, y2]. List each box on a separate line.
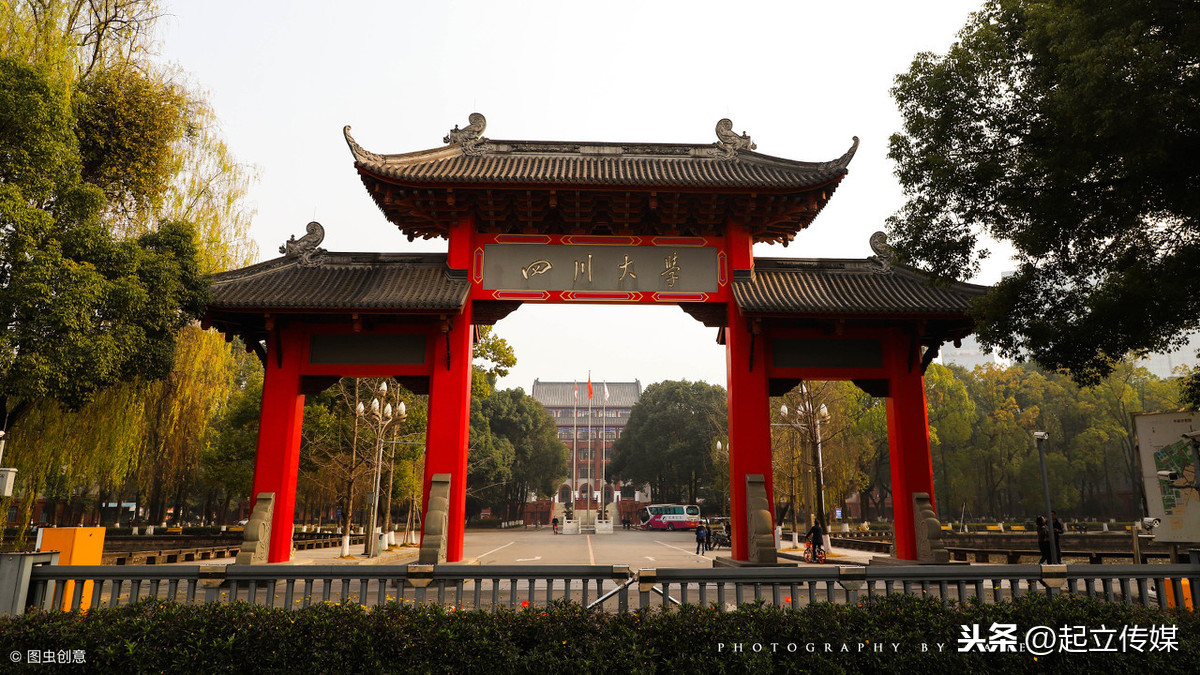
[573, 380, 578, 522]
[587, 371, 593, 526]
[602, 380, 607, 522]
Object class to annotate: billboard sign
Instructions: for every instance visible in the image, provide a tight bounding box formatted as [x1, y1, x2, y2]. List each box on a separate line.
[1133, 411, 1200, 543]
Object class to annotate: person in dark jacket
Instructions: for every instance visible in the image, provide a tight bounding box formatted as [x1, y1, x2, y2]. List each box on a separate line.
[1051, 511, 1065, 562]
[806, 520, 826, 556]
[1036, 516, 1051, 564]
[695, 524, 708, 555]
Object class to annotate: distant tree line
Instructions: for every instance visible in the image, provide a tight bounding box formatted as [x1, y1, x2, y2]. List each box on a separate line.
[608, 358, 1181, 527]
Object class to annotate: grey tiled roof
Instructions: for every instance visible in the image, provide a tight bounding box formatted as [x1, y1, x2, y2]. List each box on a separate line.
[345, 129, 858, 190]
[209, 252, 468, 312]
[531, 380, 643, 408]
[734, 258, 989, 315]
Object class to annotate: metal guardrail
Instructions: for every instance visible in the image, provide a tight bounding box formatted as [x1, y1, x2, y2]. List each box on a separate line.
[18, 563, 637, 614]
[944, 546, 1175, 565]
[7, 559, 1196, 616]
[100, 534, 366, 565]
[830, 537, 893, 553]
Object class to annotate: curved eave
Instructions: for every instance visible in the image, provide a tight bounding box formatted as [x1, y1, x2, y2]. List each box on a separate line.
[344, 125, 857, 193]
[206, 252, 470, 315]
[732, 259, 990, 318]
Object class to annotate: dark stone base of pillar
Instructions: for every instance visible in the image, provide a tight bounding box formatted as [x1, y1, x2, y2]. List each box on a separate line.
[712, 556, 798, 568]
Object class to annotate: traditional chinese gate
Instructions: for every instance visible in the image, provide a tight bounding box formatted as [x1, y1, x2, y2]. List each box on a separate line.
[205, 115, 986, 563]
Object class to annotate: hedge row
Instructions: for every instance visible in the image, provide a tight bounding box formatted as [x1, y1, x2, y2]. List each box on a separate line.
[1, 595, 1196, 673]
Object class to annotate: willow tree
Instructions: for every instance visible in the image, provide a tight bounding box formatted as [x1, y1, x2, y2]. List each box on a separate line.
[0, 1, 255, 538]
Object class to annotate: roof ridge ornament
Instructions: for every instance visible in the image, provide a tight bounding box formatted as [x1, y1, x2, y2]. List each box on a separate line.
[869, 231, 894, 274]
[714, 118, 756, 159]
[280, 221, 328, 267]
[444, 112, 489, 156]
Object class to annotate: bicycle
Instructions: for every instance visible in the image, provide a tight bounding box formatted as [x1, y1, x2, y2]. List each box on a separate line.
[803, 540, 827, 564]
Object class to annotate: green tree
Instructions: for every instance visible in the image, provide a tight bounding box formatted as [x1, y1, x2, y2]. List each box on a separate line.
[773, 381, 879, 528]
[202, 362, 262, 524]
[0, 57, 207, 427]
[466, 388, 566, 520]
[924, 364, 976, 518]
[610, 380, 727, 504]
[74, 65, 192, 228]
[0, 1, 253, 540]
[888, 0, 1200, 384]
[471, 326, 516, 399]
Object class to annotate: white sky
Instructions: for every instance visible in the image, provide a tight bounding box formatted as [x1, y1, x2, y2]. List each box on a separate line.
[157, 0, 1003, 392]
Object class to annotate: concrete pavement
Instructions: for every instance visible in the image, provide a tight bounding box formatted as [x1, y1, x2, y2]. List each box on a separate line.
[184, 527, 886, 568]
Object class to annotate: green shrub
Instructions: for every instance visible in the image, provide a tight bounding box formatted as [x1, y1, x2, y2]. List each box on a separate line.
[0, 595, 1195, 673]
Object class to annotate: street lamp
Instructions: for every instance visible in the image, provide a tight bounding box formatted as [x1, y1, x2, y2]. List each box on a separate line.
[780, 399, 830, 547]
[357, 381, 406, 558]
[1033, 431, 1057, 564]
[779, 404, 800, 546]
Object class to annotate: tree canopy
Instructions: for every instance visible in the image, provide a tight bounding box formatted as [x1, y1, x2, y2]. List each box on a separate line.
[609, 380, 726, 505]
[0, 0, 254, 542]
[468, 388, 566, 519]
[0, 56, 207, 426]
[888, 0, 1200, 384]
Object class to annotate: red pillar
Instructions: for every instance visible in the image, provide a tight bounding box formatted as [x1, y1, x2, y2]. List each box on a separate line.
[886, 330, 935, 560]
[251, 325, 306, 563]
[419, 216, 474, 562]
[421, 309, 474, 561]
[725, 305, 774, 560]
[422, 312, 472, 559]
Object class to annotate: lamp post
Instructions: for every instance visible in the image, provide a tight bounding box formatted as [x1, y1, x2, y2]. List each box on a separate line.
[813, 403, 828, 530]
[357, 381, 406, 558]
[779, 404, 800, 546]
[1033, 431, 1057, 564]
[779, 400, 830, 547]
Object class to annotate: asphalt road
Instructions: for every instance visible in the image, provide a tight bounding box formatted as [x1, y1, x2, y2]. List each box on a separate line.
[462, 526, 718, 568]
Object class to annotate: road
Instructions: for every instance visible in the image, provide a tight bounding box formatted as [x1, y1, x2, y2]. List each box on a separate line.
[463, 526, 717, 568]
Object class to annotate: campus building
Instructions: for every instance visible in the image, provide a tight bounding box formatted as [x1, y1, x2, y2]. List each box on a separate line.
[529, 379, 643, 510]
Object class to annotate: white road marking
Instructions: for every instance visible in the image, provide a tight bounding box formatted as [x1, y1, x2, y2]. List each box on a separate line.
[655, 540, 704, 557]
[515, 556, 542, 562]
[477, 541, 515, 561]
[644, 556, 656, 562]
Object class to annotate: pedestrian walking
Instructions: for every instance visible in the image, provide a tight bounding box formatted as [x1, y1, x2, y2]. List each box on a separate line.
[695, 523, 708, 555]
[552, 517, 559, 535]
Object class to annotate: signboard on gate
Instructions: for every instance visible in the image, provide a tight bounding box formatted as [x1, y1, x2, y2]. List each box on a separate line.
[470, 234, 730, 304]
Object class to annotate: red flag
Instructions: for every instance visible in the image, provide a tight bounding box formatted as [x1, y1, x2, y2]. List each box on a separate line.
[574, 381, 578, 401]
[587, 372, 593, 399]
